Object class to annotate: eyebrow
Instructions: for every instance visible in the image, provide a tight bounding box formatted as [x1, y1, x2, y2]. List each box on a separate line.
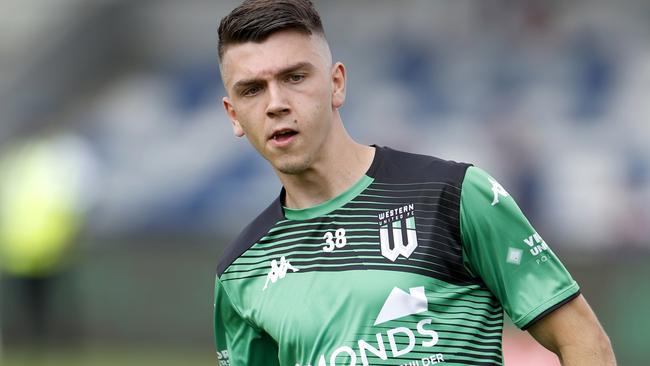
[232, 61, 314, 92]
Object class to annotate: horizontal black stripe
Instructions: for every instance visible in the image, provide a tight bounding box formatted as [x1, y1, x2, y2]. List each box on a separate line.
[345, 201, 461, 221]
[364, 350, 502, 365]
[387, 305, 503, 324]
[412, 249, 462, 264]
[257, 229, 378, 246]
[429, 308, 504, 321]
[268, 210, 458, 230]
[382, 340, 502, 357]
[266, 220, 377, 237]
[442, 329, 503, 344]
[270, 209, 459, 230]
[242, 243, 379, 257]
[415, 244, 461, 258]
[415, 222, 456, 235]
[372, 314, 503, 331]
[360, 192, 459, 202]
[366, 320, 504, 341]
[245, 244, 463, 264]
[355, 330, 504, 348]
[370, 180, 462, 191]
[417, 231, 462, 246]
[222, 263, 477, 286]
[442, 353, 503, 365]
[231, 248, 472, 282]
[356, 193, 460, 210]
[423, 288, 496, 302]
[429, 301, 502, 315]
[225, 255, 473, 282]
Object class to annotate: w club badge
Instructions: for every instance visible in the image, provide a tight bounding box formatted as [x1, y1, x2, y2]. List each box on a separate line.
[377, 204, 419, 262]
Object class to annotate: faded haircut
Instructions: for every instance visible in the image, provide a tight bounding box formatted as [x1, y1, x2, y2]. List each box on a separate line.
[218, 0, 325, 60]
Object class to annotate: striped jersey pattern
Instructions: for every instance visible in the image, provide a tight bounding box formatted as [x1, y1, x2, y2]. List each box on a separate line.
[214, 146, 579, 366]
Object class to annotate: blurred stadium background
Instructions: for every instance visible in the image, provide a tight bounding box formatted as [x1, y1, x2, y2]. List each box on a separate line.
[0, 0, 648, 365]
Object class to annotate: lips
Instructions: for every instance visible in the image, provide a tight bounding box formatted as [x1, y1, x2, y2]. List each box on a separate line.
[269, 128, 298, 147]
[271, 129, 298, 141]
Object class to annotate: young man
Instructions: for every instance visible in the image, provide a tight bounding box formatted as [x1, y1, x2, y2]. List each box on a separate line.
[214, 1, 616, 365]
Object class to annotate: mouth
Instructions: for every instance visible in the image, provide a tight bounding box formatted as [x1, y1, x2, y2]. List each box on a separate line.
[270, 128, 298, 143]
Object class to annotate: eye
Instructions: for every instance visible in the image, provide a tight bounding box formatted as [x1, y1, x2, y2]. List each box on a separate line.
[286, 74, 305, 83]
[242, 86, 262, 97]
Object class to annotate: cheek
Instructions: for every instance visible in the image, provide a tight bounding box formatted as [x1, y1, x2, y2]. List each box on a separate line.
[302, 82, 331, 117]
[241, 122, 265, 145]
[234, 102, 267, 137]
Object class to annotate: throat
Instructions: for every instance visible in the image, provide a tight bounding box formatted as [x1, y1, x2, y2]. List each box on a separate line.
[281, 145, 376, 210]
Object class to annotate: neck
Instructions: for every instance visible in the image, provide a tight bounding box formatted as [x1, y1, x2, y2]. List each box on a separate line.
[278, 123, 375, 210]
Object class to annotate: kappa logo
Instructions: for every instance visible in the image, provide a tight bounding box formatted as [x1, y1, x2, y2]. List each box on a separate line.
[488, 177, 509, 206]
[263, 256, 299, 291]
[377, 204, 419, 262]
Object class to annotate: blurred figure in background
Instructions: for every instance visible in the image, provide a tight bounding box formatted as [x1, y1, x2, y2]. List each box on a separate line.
[0, 131, 96, 354]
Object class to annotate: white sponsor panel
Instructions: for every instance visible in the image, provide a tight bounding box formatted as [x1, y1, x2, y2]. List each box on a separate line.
[296, 287, 444, 366]
[309, 319, 440, 366]
[375, 287, 427, 325]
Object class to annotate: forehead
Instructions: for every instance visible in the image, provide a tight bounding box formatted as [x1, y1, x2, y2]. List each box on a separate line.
[220, 30, 330, 88]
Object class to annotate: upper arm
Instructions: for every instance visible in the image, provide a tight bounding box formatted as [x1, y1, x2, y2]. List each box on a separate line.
[528, 294, 616, 365]
[460, 166, 580, 328]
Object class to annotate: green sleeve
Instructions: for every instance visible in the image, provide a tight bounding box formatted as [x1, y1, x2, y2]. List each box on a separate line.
[459, 166, 580, 329]
[214, 277, 280, 366]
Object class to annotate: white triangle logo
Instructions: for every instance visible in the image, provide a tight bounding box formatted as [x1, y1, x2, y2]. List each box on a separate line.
[374, 286, 428, 325]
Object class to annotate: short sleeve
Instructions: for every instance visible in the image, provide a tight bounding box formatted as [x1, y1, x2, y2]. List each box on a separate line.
[459, 166, 580, 329]
[214, 277, 280, 366]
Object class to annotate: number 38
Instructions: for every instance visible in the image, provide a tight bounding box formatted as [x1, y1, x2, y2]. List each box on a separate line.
[323, 228, 347, 252]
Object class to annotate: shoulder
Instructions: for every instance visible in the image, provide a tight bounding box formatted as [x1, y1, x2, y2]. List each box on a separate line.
[216, 196, 284, 276]
[370, 145, 472, 185]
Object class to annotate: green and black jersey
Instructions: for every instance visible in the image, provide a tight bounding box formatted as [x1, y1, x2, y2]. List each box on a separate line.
[214, 146, 579, 366]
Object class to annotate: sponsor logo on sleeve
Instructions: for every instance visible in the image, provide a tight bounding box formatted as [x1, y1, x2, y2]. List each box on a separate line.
[506, 247, 523, 265]
[523, 232, 549, 256]
[509, 232, 552, 265]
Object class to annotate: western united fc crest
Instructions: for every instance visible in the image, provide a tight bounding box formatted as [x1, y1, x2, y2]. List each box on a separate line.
[377, 204, 418, 261]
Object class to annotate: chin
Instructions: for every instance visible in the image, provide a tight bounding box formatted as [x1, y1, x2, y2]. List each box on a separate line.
[274, 156, 312, 175]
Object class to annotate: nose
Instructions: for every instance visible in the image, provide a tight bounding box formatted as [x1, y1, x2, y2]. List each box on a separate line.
[265, 83, 290, 119]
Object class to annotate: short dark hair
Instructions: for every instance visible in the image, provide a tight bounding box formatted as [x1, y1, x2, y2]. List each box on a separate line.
[218, 0, 325, 60]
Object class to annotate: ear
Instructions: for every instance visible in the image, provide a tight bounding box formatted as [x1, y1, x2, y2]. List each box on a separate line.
[331, 62, 346, 109]
[223, 96, 245, 137]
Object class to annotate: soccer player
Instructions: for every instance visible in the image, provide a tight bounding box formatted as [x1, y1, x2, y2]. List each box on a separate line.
[213, 1, 616, 365]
